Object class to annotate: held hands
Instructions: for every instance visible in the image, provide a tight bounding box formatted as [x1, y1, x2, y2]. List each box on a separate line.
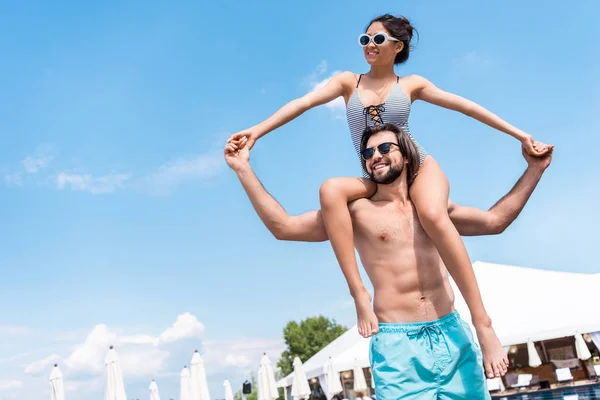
[521, 135, 551, 157]
[522, 142, 554, 171]
[224, 136, 250, 171]
[228, 129, 257, 151]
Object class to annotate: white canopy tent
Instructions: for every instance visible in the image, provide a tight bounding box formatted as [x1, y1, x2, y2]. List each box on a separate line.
[454, 261, 600, 345]
[277, 261, 600, 388]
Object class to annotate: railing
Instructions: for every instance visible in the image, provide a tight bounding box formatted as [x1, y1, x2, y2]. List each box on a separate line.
[492, 382, 600, 399]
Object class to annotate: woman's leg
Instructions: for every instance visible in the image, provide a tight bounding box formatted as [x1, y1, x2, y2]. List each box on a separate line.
[409, 156, 508, 378]
[319, 177, 378, 338]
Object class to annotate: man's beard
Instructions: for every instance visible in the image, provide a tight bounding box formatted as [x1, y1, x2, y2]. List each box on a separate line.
[369, 163, 404, 184]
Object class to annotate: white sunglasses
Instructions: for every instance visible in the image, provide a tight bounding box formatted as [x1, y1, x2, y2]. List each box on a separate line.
[358, 32, 400, 47]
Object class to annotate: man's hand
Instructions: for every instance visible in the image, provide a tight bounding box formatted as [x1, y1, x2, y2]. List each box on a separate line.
[522, 143, 553, 171]
[224, 137, 250, 172]
[521, 135, 552, 157]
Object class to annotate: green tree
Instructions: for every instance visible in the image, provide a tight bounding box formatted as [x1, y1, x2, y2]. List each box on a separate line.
[277, 315, 347, 376]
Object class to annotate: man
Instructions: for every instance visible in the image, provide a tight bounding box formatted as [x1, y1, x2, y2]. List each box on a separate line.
[225, 124, 552, 399]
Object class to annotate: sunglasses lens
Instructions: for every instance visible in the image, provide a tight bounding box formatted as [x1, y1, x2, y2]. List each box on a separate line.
[361, 148, 375, 159]
[379, 143, 392, 154]
[373, 34, 386, 45]
[359, 35, 370, 46]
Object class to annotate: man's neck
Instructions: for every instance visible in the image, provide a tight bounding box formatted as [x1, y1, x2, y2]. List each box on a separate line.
[372, 175, 410, 204]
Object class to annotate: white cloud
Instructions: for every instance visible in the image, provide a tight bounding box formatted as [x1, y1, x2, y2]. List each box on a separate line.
[0, 325, 31, 336]
[203, 338, 284, 373]
[158, 312, 205, 344]
[147, 153, 222, 193]
[63, 313, 204, 377]
[24, 354, 60, 375]
[6, 141, 227, 195]
[305, 60, 344, 111]
[56, 172, 130, 194]
[53, 328, 90, 342]
[310, 74, 344, 110]
[457, 51, 491, 68]
[3, 173, 23, 186]
[0, 351, 40, 365]
[225, 354, 251, 368]
[0, 314, 285, 399]
[63, 324, 116, 374]
[119, 334, 158, 345]
[0, 380, 23, 390]
[315, 60, 328, 75]
[63, 324, 169, 376]
[22, 146, 55, 173]
[303, 60, 328, 85]
[63, 377, 103, 394]
[116, 346, 169, 377]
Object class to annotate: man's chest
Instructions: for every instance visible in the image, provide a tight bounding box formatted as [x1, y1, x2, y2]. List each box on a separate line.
[351, 202, 421, 243]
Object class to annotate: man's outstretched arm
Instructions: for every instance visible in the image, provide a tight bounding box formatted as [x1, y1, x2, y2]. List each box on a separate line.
[227, 141, 553, 240]
[225, 141, 328, 242]
[449, 146, 553, 236]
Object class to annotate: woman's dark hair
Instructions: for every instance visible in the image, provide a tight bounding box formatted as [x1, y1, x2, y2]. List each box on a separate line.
[367, 14, 418, 65]
[360, 123, 420, 186]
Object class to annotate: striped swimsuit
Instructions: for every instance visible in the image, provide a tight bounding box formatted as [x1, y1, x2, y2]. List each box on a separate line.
[346, 75, 428, 174]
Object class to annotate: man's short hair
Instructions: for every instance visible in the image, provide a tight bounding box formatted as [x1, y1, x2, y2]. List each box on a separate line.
[359, 123, 421, 186]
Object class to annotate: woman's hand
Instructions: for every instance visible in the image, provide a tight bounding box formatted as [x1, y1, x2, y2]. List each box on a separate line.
[228, 129, 257, 150]
[521, 135, 550, 157]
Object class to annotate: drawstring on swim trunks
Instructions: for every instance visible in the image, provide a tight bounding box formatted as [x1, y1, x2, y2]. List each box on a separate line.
[407, 325, 442, 350]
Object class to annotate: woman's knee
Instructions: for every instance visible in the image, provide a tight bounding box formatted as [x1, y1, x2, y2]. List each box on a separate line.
[319, 178, 346, 206]
[416, 202, 449, 228]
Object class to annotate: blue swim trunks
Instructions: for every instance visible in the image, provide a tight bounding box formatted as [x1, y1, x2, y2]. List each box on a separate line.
[370, 312, 491, 399]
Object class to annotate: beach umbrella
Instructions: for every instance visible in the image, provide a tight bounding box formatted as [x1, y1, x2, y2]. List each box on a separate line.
[527, 340, 542, 368]
[180, 366, 191, 400]
[105, 346, 127, 400]
[291, 357, 310, 400]
[149, 380, 160, 400]
[223, 379, 234, 400]
[324, 358, 342, 400]
[189, 359, 199, 400]
[352, 359, 368, 393]
[190, 350, 211, 400]
[257, 353, 278, 400]
[575, 333, 592, 360]
[50, 364, 65, 400]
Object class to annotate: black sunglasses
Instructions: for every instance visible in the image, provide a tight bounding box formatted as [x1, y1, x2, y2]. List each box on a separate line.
[361, 142, 399, 160]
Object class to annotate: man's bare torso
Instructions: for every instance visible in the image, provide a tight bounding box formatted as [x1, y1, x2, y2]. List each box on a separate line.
[349, 196, 456, 323]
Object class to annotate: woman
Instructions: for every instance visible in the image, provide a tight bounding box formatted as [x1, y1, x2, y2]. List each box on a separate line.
[229, 14, 549, 378]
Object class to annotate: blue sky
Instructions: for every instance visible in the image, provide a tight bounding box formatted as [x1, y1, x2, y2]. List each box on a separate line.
[1, 0, 599, 398]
